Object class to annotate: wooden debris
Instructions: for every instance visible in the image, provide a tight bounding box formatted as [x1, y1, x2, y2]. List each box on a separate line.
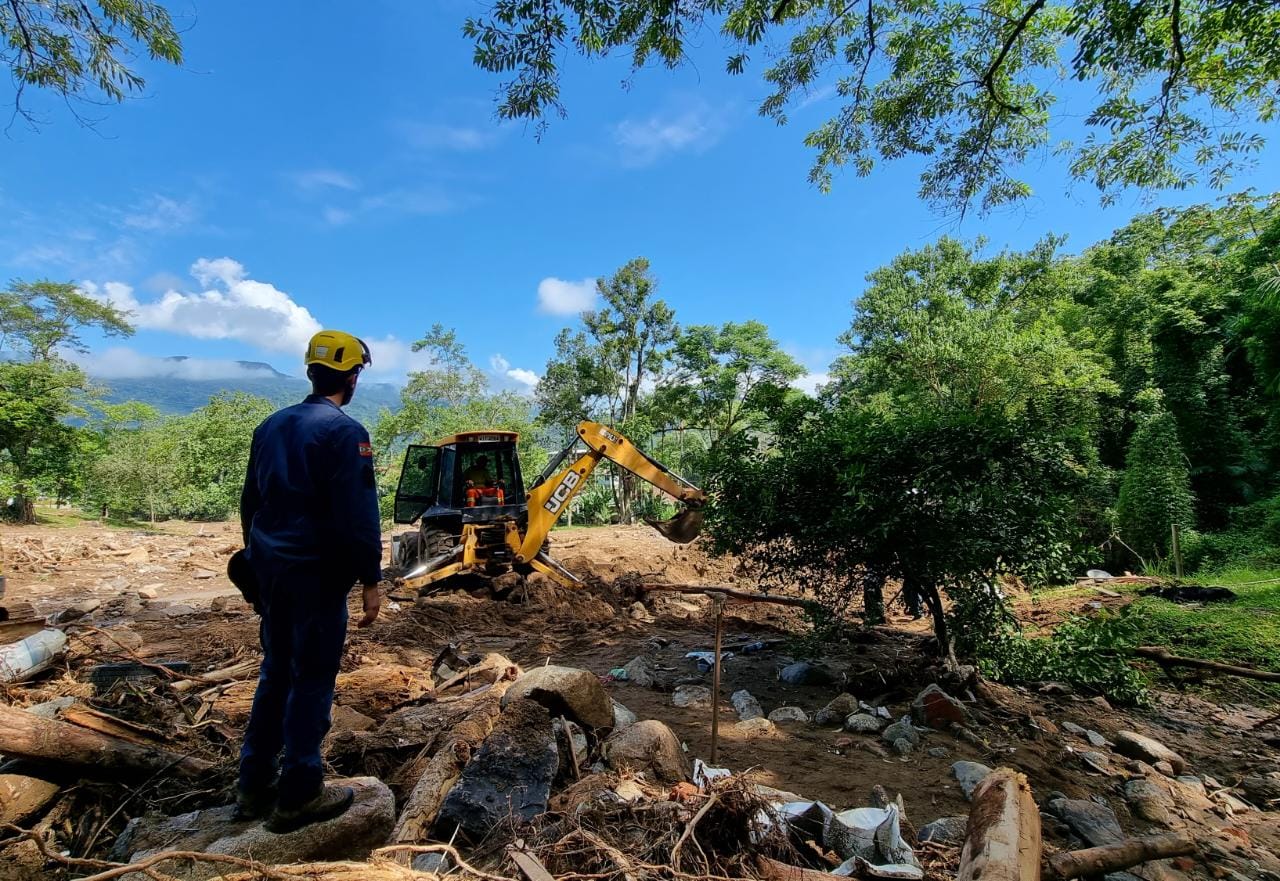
[0, 703, 211, 778]
[1133, 646, 1280, 683]
[958, 767, 1041, 881]
[1048, 832, 1195, 879]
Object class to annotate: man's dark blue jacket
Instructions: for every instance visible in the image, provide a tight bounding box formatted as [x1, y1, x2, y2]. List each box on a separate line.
[240, 395, 382, 587]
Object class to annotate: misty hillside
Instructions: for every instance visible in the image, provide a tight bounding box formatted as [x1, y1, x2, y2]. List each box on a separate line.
[91, 358, 402, 425]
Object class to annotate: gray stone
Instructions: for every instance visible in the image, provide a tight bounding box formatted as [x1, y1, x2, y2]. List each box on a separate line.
[1048, 797, 1124, 847]
[927, 747, 951, 759]
[815, 693, 860, 726]
[1086, 730, 1108, 748]
[951, 761, 993, 800]
[910, 683, 968, 728]
[1123, 778, 1172, 825]
[164, 603, 197, 618]
[621, 655, 656, 687]
[110, 777, 393, 878]
[1152, 761, 1176, 778]
[437, 698, 558, 843]
[1114, 731, 1187, 775]
[779, 662, 834, 686]
[672, 685, 712, 709]
[604, 720, 689, 783]
[731, 689, 764, 720]
[611, 700, 638, 731]
[502, 664, 614, 729]
[892, 737, 914, 756]
[1177, 775, 1208, 796]
[412, 853, 450, 873]
[1080, 751, 1112, 772]
[768, 706, 809, 723]
[845, 713, 883, 734]
[917, 816, 968, 845]
[1241, 772, 1280, 805]
[881, 717, 920, 746]
[1062, 721, 1088, 736]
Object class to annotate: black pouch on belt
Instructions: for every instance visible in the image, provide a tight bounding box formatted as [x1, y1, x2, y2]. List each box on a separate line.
[227, 549, 262, 612]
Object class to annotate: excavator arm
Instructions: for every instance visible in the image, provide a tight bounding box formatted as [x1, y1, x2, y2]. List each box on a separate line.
[514, 421, 706, 564]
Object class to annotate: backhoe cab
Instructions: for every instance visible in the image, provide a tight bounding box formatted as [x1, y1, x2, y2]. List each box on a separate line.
[390, 422, 705, 593]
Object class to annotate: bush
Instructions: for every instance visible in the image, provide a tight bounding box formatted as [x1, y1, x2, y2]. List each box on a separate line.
[1182, 494, 1280, 572]
[1117, 407, 1194, 565]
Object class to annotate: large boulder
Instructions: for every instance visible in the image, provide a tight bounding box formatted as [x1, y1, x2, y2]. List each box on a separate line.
[604, 720, 689, 783]
[109, 777, 393, 879]
[1114, 731, 1187, 775]
[501, 665, 613, 729]
[910, 684, 968, 729]
[436, 698, 558, 843]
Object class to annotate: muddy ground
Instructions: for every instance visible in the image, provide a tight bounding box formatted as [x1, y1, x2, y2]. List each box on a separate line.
[2, 522, 1279, 880]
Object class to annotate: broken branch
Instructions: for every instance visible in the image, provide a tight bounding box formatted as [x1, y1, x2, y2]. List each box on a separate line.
[1048, 832, 1196, 879]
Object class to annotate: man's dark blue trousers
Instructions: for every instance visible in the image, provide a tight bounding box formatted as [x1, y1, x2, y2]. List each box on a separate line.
[237, 564, 349, 809]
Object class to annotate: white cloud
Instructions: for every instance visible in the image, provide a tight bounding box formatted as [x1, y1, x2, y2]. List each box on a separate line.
[82, 258, 323, 355]
[71, 347, 289, 381]
[122, 195, 199, 232]
[791, 372, 830, 395]
[614, 101, 729, 167]
[404, 122, 499, 151]
[537, 277, 598, 315]
[507, 367, 539, 388]
[292, 169, 360, 191]
[490, 353, 540, 391]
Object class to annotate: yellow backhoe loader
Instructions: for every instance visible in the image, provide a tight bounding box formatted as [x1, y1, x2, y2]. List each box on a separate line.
[389, 421, 705, 592]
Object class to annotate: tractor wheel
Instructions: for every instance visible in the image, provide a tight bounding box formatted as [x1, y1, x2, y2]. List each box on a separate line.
[423, 526, 457, 557]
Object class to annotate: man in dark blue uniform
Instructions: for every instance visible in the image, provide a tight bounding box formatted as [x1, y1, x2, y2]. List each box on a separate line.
[236, 329, 383, 832]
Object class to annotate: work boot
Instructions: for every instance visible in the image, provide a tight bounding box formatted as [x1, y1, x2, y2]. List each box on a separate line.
[265, 784, 354, 834]
[232, 784, 278, 821]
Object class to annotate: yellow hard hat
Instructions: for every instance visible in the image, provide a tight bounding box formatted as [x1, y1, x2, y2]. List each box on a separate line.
[305, 330, 371, 372]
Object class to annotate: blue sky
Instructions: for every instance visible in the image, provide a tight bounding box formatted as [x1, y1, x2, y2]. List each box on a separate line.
[3, 0, 1278, 394]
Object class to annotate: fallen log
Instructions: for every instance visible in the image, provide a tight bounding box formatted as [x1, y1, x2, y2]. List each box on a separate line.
[1048, 832, 1196, 879]
[61, 707, 171, 747]
[171, 659, 257, 693]
[638, 583, 813, 609]
[958, 767, 1041, 881]
[755, 856, 842, 881]
[1133, 646, 1280, 683]
[0, 703, 211, 778]
[388, 739, 472, 847]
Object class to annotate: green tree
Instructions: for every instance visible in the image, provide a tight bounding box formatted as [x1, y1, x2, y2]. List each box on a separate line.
[1, 0, 183, 125]
[85, 402, 175, 522]
[465, 0, 1280, 214]
[1116, 404, 1195, 564]
[167, 392, 275, 520]
[0, 280, 132, 521]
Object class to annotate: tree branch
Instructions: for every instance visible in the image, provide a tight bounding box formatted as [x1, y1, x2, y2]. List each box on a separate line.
[981, 0, 1046, 113]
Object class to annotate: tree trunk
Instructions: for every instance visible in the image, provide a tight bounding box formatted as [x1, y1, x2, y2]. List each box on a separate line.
[958, 767, 1041, 881]
[1048, 833, 1195, 880]
[863, 575, 885, 626]
[919, 579, 948, 653]
[0, 703, 212, 778]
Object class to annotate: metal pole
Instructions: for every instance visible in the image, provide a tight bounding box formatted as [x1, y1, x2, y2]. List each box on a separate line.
[1171, 524, 1183, 578]
[709, 592, 725, 765]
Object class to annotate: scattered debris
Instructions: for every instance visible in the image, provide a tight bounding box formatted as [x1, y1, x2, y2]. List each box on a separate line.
[0, 628, 67, 683]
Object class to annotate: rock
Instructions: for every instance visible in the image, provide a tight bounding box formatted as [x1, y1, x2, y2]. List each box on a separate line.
[1114, 731, 1187, 775]
[143, 598, 170, 610]
[330, 705, 375, 733]
[56, 598, 102, 623]
[210, 595, 242, 612]
[1080, 751, 1112, 773]
[110, 777, 393, 878]
[833, 735, 855, 749]
[951, 761, 993, 800]
[892, 737, 914, 756]
[1152, 761, 1176, 778]
[1062, 721, 1088, 737]
[737, 718, 779, 737]
[1086, 730, 1108, 748]
[604, 720, 688, 783]
[164, 603, 197, 618]
[1031, 715, 1059, 734]
[611, 700, 638, 731]
[436, 698, 558, 843]
[779, 662, 834, 686]
[1048, 797, 1124, 847]
[0, 774, 60, 824]
[412, 853, 450, 873]
[768, 706, 809, 723]
[1177, 775, 1208, 796]
[193, 568, 217, 579]
[927, 747, 951, 759]
[815, 693, 860, 726]
[1090, 696, 1113, 712]
[553, 718, 589, 766]
[731, 689, 764, 720]
[629, 602, 654, 622]
[1039, 682, 1073, 695]
[910, 684, 968, 728]
[845, 713, 884, 734]
[672, 685, 712, 709]
[917, 816, 968, 845]
[881, 717, 920, 747]
[860, 701, 892, 719]
[502, 664, 614, 729]
[133, 608, 169, 622]
[1241, 772, 1280, 805]
[136, 586, 158, 600]
[1124, 778, 1172, 825]
[621, 655, 657, 688]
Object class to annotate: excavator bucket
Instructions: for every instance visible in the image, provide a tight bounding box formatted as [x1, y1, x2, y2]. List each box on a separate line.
[645, 507, 704, 544]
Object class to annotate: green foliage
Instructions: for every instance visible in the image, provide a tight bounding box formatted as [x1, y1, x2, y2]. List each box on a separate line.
[1181, 494, 1280, 572]
[1117, 407, 1195, 563]
[975, 609, 1150, 706]
[0, 0, 183, 124]
[464, 0, 1280, 214]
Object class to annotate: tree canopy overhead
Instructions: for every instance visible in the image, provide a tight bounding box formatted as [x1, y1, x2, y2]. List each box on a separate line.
[465, 0, 1280, 215]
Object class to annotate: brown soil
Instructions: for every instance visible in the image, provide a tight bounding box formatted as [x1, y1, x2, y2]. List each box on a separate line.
[2, 521, 1279, 881]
